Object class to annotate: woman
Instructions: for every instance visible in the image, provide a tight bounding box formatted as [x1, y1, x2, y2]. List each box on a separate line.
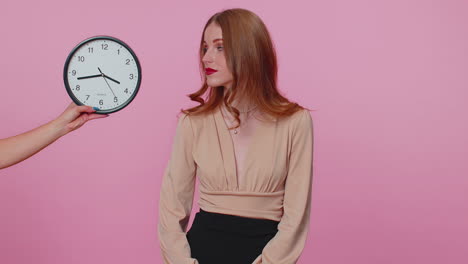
[158, 8, 314, 264]
[0, 102, 107, 170]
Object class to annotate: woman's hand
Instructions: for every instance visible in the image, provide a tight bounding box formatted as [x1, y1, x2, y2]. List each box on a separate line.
[0, 102, 109, 169]
[52, 102, 109, 137]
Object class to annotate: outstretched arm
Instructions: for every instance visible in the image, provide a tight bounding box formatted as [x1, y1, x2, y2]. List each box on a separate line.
[0, 102, 108, 169]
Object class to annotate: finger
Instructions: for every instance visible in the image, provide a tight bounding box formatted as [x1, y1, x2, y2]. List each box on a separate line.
[87, 113, 109, 120]
[75, 105, 96, 114]
[67, 113, 89, 130]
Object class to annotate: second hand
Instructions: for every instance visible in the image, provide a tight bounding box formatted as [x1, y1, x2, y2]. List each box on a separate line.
[98, 67, 116, 98]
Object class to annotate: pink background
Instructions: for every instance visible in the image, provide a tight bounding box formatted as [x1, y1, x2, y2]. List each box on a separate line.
[1, 0, 467, 263]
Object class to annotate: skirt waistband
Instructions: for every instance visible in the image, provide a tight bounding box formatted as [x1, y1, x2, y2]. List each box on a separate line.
[193, 208, 280, 236]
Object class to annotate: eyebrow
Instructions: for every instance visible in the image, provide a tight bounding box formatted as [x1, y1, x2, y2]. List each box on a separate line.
[203, 38, 223, 43]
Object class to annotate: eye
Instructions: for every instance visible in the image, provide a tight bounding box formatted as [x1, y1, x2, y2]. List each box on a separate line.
[202, 45, 223, 54]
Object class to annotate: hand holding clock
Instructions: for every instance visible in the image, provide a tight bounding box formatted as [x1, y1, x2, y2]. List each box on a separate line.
[1, 36, 141, 170]
[0, 102, 108, 170]
[53, 102, 109, 135]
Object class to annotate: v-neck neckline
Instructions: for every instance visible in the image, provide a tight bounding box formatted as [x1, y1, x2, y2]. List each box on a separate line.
[213, 106, 262, 190]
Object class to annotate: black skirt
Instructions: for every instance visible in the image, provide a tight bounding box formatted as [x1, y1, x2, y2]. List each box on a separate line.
[186, 208, 279, 264]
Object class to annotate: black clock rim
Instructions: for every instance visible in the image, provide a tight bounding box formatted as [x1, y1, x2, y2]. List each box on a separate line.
[63, 35, 142, 114]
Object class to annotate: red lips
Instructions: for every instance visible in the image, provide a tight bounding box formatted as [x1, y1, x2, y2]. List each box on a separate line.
[205, 68, 218, 75]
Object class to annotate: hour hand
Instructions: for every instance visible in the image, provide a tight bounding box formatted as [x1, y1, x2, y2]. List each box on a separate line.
[103, 74, 120, 84]
[77, 74, 102, 80]
[97, 67, 120, 84]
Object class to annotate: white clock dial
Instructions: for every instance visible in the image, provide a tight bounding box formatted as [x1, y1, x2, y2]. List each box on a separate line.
[64, 36, 141, 114]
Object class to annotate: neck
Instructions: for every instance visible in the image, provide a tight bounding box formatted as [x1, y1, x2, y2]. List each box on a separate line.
[223, 98, 256, 112]
[222, 87, 256, 112]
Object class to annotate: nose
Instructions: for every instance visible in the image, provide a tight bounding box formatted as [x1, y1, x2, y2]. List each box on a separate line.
[202, 49, 214, 64]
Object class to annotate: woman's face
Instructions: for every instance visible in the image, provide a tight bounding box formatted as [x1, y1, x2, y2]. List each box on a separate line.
[202, 23, 233, 90]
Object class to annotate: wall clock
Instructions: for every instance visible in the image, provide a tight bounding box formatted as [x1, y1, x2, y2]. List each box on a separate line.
[63, 36, 141, 114]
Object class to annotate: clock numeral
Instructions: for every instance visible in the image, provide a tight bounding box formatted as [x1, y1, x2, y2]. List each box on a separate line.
[125, 59, 130, 65]
[71, 70, 76, 76]
[114, 96, 118, 102]
[99, 99, 104, 105]
[117, 49, 120, 55]
[88, 47, 93, 53]
[78, 56, 85, 62]
[129, 74, 134, 80]
[76, 85, 80, 91]
[124, 88, 129, 93]
[86, 95, 90, 100]
[101, 44, 108, 50]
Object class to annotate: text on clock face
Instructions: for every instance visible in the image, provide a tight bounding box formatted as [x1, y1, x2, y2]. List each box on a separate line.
[66, 39, 139, 110]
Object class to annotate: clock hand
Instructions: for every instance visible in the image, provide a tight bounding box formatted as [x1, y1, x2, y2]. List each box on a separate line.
[98, 67, 117, 98]
[77, 74, 102, 80]
[103, 74, 120, 85]
[97, 67, 120, 84]
[102, 74, 117, 98]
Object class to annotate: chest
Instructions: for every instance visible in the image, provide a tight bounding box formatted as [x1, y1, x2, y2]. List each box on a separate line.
[191, 109, 291, 191]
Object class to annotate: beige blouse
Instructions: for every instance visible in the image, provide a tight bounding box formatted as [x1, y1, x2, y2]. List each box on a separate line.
[158, 105, 314, 264]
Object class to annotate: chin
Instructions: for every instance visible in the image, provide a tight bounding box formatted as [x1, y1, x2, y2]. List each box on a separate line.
[207, 80, 224, 87]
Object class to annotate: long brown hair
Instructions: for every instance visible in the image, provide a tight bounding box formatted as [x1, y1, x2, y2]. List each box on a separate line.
[181, 8, 310, 129]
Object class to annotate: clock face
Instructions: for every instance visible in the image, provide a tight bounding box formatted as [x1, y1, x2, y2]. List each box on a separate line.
[63, 36, 141, 114]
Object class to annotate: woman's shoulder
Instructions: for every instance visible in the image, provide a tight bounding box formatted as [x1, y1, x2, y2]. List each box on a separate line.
[176, 109, 214, 129]
[295, 108, 313, 130]
[174, 112, 194, 135]
[278, 108, 312, 127]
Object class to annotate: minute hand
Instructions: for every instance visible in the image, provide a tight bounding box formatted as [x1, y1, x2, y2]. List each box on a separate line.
[77, 74, 102, 80]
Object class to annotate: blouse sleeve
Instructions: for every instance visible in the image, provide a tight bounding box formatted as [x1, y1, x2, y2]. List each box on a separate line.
[157, 113, 199, 264]
[252, 109, 314, 264]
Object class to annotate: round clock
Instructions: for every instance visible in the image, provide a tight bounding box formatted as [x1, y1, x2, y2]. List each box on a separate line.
[63, 35, 142, 114]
